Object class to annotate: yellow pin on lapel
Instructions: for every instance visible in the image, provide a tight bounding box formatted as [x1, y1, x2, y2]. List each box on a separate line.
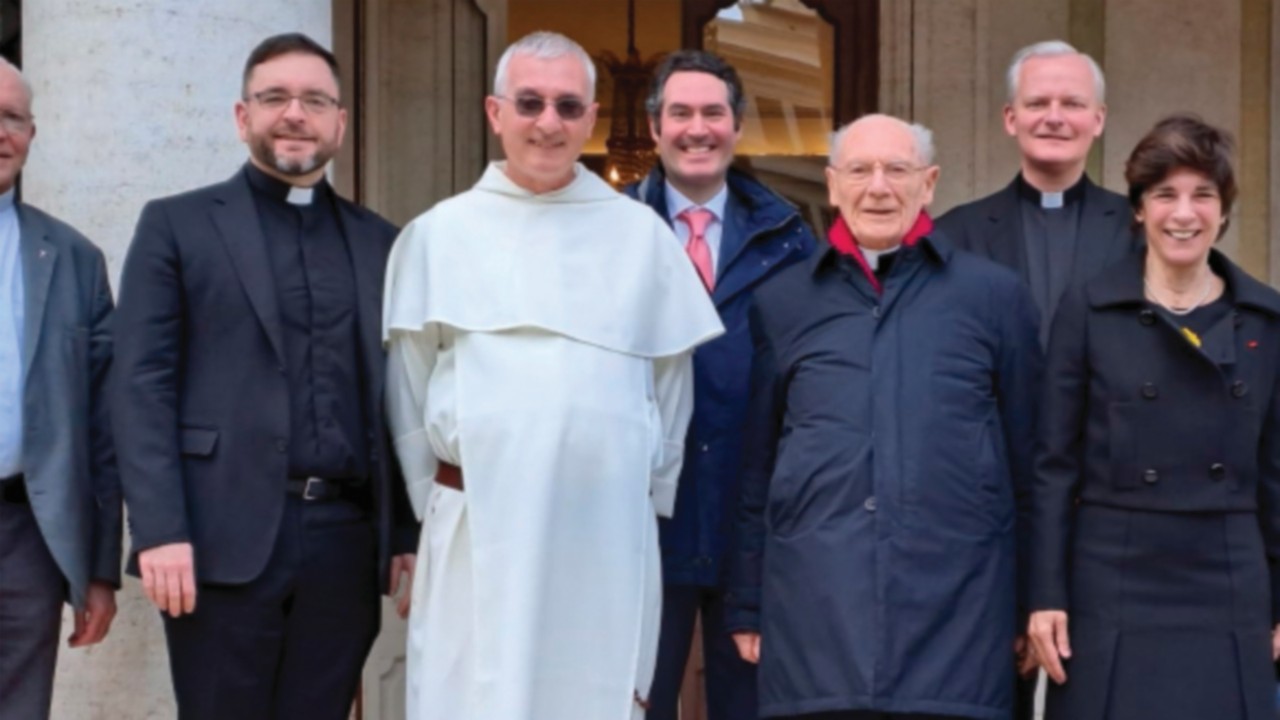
[1180, 326, 1202, 348]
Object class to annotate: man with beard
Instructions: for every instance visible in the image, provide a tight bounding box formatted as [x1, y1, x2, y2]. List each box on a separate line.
[112, 33, 417, 720]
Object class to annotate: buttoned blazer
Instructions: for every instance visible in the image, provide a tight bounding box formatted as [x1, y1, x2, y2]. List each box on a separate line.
[1029, 250, 1280, 615]
[17, 203, 120, 609]
[934, 175, 1141, 317]
[112, 170, 417, 587]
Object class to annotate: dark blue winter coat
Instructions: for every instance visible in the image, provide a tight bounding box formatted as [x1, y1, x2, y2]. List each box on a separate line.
[725, 231, 1042, 719]
[626, 165, 817, 586]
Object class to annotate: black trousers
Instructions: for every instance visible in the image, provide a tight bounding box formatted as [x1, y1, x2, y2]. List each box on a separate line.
[783, 707, 962, 712]
[162, 494, 380, 720]
[0, 496, 63, 720]
[649, 583, 757, 720]
[1015, 672, 1037, 720]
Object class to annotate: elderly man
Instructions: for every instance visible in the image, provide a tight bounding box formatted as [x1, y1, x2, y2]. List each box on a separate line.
[383, 32, 722, 720]
[725, 114, 1042, 720]
[0, 58, 120, 720]
[625, 49, 817, 720]
[113, 34, 416, 719]
[936, 40, 1139, 346]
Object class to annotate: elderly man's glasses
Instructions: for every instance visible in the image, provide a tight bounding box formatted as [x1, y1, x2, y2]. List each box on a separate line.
[834, 161, 927, 186]
[0, 111, 32, 135]
[249, 90, 340, 115]
[496, 93, 588, 120]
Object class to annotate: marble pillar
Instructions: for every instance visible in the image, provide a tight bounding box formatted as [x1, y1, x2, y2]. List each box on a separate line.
[22, 3, 330, 717]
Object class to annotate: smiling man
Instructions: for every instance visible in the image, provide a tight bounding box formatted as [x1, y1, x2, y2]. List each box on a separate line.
[112, 33, 417, 720]
[383, 32, 722, 720]
[726, 114, 1042, 720]
[933, 40, 1140, 720]
[624, 49, 816, 720]
[936, 40, 1140, 347]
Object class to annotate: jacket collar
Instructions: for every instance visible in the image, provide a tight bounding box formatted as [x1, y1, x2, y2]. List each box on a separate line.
[1088, 248, 1280, 317]
[632, 163, 799, 233]
[811, 225, 952, 277]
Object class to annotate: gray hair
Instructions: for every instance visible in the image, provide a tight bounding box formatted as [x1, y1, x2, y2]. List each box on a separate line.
[1006, 40, 1105, 104]
[0, 57, 33, 110]
[494, 31, 597, 104]
[828, 115, 936, 167]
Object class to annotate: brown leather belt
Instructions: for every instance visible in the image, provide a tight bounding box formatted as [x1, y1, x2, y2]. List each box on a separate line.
[437, 462, 464, 491]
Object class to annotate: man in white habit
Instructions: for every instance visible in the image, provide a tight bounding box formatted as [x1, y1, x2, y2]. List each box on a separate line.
[382, 31, 724, 720]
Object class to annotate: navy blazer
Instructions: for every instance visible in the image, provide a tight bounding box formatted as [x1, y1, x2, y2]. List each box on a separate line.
[626, 165, 816, 586]
[112, 169, 418, 588]
[18, 203, 120, 609]
[726, 231, 1042, 718]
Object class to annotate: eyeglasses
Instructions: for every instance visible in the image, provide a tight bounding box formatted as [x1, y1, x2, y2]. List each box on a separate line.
[496, 93, 588, 120]
[248, 90, 341, 115]
[832, 160, 928, 186]
[0, 110, 32, 135]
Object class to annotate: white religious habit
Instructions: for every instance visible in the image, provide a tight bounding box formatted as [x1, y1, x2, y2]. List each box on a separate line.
[383, 162, 723, 720]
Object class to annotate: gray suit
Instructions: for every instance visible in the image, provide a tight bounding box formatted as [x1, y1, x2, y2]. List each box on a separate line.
[0, 203, 120, 720]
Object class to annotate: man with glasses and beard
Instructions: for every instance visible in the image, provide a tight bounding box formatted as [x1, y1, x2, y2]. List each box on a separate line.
[112, 33, 417, 720]
[383, 31, 721, 720]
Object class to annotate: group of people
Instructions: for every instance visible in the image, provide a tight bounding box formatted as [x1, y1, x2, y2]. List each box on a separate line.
[0, 24, 1275, 720]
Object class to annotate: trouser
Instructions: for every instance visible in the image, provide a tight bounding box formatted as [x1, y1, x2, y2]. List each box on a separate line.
[0, 486, 64, 720]
[778, 707, 967, 712]
[162, 494, 380, 720]
[1014, 671, 1037, 720]
[648, 582, 757, 720]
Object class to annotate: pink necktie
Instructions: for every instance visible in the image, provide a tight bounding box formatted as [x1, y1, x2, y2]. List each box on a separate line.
[678, 207, 715, 292]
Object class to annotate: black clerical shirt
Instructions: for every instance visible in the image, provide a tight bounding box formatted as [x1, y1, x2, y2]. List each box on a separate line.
[1017, 174, 1085, 343]
[244, 163, 369, 483]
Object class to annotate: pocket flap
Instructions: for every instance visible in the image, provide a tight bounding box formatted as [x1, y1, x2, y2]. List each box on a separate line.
[180, 427, 219, 457]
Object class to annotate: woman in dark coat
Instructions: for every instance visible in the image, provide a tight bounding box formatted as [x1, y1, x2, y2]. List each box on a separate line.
[1027, 114, 1280, 720]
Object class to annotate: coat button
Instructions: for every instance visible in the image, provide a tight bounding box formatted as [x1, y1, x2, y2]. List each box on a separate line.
[872, 306, 882, 319]
[1139, 310, 1156, 326]
[1142, 468, 1159, 484]
[1231, 381, 1248, 398]
[275, 439, 287, 453]
[1141, 382, 1158, 399]
[864, 496, 877, 512]
[1209, 463, 1227, 482]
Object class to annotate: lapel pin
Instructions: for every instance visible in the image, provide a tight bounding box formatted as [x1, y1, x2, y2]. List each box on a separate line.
[1247, 340, 1259, 349]
[38, 249, 46, 258]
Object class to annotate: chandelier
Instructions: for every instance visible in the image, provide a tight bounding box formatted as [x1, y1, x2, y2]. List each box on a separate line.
[595, 0, 661, 188]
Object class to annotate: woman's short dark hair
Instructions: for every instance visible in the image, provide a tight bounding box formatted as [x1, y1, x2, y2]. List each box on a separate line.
[644, 50, 746, 131]
[1124, 113, 1237, 237]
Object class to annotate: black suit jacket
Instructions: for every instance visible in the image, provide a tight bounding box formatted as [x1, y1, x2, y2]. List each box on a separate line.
[112, 169, 417, 587]
[935, 174, 1141, 326]
[18, 203, 121, 608]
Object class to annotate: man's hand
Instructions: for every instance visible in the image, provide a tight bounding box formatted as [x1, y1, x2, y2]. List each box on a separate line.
[69, 581, 117, 648]
[732, 631, 761, 664]
[139, 542, 197, 618]
[1272, 623, 1280, 660]
[1015, 635, 1037, 678]
[388, 553, 416, 619]
[1028, 610, 1071, 684]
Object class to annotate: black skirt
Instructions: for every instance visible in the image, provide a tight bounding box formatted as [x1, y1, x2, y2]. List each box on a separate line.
[1046, 504, 1274, 720]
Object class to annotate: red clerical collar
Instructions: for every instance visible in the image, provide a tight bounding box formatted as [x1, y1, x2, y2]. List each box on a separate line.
[826, 211, 934, 294]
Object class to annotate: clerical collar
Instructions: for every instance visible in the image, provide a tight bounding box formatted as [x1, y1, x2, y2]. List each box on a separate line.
[244, 162, 324, 206]
[0, 187, 14, 212]
[664, 180, 728, 225]
[1016, 173, 1086, 210]
[861, 245, 899, 271]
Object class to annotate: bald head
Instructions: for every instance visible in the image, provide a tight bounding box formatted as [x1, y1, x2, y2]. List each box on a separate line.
[825, 114, 939, 250]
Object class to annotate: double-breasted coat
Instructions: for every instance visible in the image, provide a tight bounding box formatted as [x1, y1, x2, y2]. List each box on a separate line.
[1030, 249, 1280, 720]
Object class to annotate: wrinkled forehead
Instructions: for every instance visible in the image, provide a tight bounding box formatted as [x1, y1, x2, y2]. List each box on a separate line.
[506, 53, 592, 99]
[836, 122, 920, 165]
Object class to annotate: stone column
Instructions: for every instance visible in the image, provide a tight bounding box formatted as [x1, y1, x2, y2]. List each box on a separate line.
[22, 3, 329, 717]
